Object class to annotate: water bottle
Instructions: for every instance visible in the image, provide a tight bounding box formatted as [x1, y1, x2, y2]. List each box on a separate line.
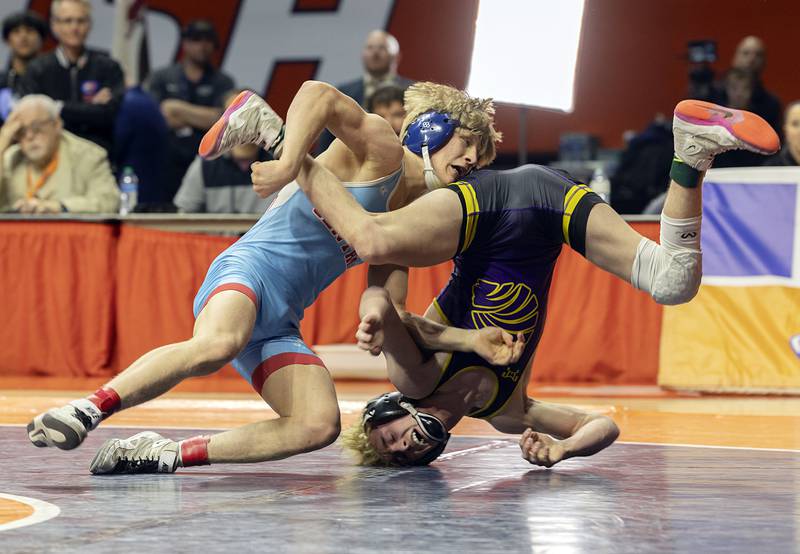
[119, 166, 139, 215]
[589, 166, 611, 203]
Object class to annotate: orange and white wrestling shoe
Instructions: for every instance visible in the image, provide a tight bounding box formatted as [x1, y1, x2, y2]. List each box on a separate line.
[672, 99, 780, 171]
[199, 90, 285, 160]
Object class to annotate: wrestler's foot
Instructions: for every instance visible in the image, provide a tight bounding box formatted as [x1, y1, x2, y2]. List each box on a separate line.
[27, 399, 102, 450]
[199, 90, 285, 160]
[90, 431, 180, 475]
[673, 100, 780, 171]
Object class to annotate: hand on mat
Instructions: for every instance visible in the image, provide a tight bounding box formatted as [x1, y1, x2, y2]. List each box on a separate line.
[356, 312, 384, 356]
[251, 158, 298, 198]
[471, 328, 525, 366]
[520, 429, 566, 468]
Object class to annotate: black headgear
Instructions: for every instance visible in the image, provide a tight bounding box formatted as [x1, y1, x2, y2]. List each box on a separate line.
[363, 392, 450, 466]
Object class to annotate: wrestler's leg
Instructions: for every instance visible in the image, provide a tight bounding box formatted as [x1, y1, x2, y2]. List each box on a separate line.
[109, 290, 256, 407]
[28, 289, 256, 450]
[208, 360, 341, 463]
[358, 286, 442, 399]
[582, 100, 779, 304]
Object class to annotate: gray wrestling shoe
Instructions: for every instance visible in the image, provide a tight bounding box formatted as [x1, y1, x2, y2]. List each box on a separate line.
[90, 431, 180, 475]
[198, 90, 285, 160]
[27, 399, 102, 450]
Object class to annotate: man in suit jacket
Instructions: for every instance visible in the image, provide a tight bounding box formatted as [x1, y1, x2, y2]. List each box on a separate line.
[317, 30, 413, 152]
[0, 94, 119, 213]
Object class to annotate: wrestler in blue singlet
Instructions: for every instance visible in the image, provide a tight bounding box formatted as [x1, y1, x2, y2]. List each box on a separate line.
[194, 168, 402, 391]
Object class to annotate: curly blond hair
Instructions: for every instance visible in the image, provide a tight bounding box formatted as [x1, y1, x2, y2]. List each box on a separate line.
[339, 421, 390, 466]
[401, 82, 502, 167]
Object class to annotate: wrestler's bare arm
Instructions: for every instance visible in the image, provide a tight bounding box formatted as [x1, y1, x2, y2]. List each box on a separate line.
[296, 155, 462, 267]
[491, 398, 619, 467]
[398, 311, 525, 366]
[251, 81, 402, 195]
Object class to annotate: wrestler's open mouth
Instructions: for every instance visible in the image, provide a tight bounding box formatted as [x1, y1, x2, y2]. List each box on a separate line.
[451, 164, 467, 180]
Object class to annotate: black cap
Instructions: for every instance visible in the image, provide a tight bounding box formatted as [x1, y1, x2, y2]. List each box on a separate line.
[182, 19, 219, 47]
[2, 11, 47, 42]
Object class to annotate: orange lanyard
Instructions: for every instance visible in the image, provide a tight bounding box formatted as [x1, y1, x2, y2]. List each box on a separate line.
[26, 151, 59, 199]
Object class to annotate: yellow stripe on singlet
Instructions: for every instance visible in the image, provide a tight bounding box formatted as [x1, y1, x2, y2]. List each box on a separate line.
[452, 182, 480, 253]
[562, 184, 592, 246]
[431, 298, 452, 326]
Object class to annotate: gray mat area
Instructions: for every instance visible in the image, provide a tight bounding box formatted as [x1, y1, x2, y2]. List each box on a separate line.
[1, 426, 798, 553]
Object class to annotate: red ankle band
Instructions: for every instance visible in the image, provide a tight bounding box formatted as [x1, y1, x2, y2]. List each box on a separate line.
[180, 435, 211, 467]
[87, 387, 121, 418]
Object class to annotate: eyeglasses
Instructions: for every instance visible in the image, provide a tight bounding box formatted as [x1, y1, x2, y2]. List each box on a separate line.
[20, 119, 55, 138]
[53, 16, 90, 26]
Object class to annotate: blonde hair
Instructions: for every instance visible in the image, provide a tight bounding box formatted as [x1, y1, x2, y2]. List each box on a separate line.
[401, 81, 502, 167]
[339, 421, 389, 466]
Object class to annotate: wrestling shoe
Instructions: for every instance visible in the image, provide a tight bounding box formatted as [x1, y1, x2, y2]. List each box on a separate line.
[90, 431, 180, 475]
[199, 90, 285, 160]
[673, 99, 780, 171]
[27, 399, 102, 450]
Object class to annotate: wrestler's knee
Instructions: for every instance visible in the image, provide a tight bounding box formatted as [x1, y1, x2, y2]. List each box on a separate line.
[631, 238, 702, 306]
[651, 249, 702, 305]
[291, 415, 342, 451]
[188, 333, 246, 373]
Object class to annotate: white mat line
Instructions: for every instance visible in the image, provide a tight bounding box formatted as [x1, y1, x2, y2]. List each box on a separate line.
[0, 493, 60, 532]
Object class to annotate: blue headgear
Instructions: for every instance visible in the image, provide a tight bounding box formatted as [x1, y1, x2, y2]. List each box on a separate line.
[363, 392, 450, 466]
[402, 111, 460, 190]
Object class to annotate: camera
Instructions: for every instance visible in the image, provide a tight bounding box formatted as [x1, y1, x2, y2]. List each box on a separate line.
[687, 40, 717, 64]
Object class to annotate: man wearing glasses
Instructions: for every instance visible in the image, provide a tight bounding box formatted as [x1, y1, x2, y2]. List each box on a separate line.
[19, 0, 124, 153]
[0, 94, 119, 213]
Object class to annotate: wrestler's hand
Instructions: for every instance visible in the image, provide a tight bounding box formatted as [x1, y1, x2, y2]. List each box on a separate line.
[471, 328, 525, 366]
[251, 158, 298, 198]
[355, 312, 384, 356]
[519, 429, 566, 468]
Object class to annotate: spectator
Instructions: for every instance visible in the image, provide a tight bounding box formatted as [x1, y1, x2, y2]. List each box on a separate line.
[733, 36, 781, 127]
[0, 11, 47, 100]
[764, 101, 800, 167]
[718, 36, 781, 132]
[19, 0, 125, 153]
[317, 30, 413, 151]
[0, 94, 119, 213]
[609, 116, 673, 214]
[367, 84, 406, 135]
[113, 86, 169, 210]
[174, 143, 273, 214]
[712, 67, 770, 168]
[174, 89, 273, 214]
[145, 19, 235, 207]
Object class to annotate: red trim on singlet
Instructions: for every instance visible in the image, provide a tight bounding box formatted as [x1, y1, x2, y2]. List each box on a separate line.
[201, 283, 258, 311]
[251, 352, 325, 394]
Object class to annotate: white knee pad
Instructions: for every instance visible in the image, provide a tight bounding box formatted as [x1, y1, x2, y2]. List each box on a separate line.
[630, 214, 703, 305]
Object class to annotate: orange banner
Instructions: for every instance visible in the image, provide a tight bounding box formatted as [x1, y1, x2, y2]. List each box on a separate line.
[0, 221, 661, 384]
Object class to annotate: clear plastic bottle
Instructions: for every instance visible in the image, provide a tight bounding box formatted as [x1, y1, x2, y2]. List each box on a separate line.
[589, 166, 611, 203]
[119, 166, 139, 215]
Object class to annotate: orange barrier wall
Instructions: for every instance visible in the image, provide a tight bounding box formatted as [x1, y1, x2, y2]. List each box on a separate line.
[0, 221, 660, 384]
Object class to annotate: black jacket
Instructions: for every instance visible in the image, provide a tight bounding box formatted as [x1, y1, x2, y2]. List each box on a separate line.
[20, 47, 125, 152]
